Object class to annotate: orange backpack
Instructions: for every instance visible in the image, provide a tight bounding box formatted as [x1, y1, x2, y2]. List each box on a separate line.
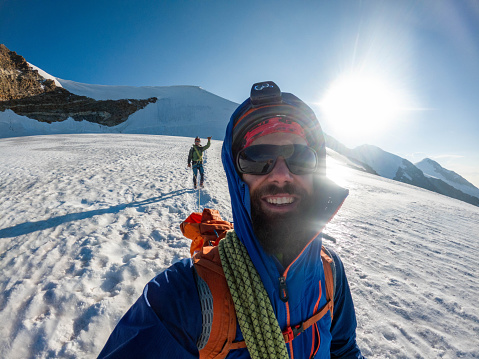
[180, 208, 234, 256]
[180, 209, 336, 359]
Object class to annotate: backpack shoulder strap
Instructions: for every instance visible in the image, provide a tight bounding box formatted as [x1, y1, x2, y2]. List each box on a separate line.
[283, 245, 336, 344]
[321, 246, 336, 300]
[320, 245, 335, 320]
[193, 246, 245, 358]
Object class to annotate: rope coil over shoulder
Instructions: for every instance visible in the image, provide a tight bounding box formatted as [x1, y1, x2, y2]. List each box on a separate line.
[218, 230, 289, 359]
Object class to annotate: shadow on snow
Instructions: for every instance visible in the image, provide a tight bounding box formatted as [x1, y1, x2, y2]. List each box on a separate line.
[0, 188, 195, 239]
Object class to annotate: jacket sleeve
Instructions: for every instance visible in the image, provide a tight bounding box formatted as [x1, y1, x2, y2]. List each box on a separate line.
[328, 249, 365, 359]
[188, 147, 193, 165]
[201, 139, 211, 152]
[98, 259, 202, 359]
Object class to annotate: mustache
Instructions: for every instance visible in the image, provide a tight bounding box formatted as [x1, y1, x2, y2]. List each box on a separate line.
[255, 183, 306, 197]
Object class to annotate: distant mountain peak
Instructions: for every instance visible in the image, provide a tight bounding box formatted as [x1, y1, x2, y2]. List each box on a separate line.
[417, 158, 465, 182]
[325, 135, 479, 206]
[415, 158, 479, 199]
[417, 157, 441, 169]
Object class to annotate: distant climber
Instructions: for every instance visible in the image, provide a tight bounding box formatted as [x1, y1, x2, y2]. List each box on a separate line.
[187, 136, 211, 189]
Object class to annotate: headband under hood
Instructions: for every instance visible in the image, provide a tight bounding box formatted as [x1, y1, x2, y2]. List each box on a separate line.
[231, 86, 326, 176]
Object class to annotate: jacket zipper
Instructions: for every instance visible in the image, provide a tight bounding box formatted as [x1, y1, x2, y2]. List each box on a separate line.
[279, 276, 289, 302]
[279, 232, 329, 359]
[279, 275, 293, 358]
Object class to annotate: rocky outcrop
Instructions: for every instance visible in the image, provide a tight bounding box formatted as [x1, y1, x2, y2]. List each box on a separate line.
[393, 159, 438, 192]
[0, 44, 157, 126]
[0, 87, 157, 126]
[0, 44, 56, 101]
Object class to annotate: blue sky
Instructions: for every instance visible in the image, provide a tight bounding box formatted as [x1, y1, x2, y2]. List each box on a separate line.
[2, 0, 479, 186]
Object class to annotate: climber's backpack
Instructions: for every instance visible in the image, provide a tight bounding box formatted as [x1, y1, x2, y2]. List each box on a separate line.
[180, 208, 234, 256]
[180, 209, 336, 359]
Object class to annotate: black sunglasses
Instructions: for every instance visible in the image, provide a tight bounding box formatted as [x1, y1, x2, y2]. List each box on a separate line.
[236, 144, 318, 175]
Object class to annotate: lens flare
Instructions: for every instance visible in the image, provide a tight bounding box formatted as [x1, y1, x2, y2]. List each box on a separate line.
[319, 73, 410, 139]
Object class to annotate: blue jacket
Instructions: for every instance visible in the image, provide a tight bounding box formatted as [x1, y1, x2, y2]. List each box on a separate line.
[99, 98, 364, 358]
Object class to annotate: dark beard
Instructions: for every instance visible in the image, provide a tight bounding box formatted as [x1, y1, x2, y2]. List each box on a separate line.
[250, 183, 317, 265]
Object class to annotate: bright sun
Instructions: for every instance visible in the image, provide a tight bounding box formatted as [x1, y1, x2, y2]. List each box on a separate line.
[319, 73, 406, 139]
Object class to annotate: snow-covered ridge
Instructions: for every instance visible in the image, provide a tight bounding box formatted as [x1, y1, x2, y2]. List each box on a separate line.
[56, 77, 240, 141]
[328, 143, 479, 206]
[1, 74, 239, 141]
[349, 144, 405, 179]
[416, 158, 479, 198]
[27, 62, 63, 88]
[58, 78, 219, 102]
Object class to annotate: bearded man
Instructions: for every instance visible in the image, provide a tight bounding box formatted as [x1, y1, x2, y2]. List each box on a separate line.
[99, 81, 364, 359]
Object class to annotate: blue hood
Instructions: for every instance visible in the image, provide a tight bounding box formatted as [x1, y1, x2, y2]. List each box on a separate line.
[221, 95, 349, 315]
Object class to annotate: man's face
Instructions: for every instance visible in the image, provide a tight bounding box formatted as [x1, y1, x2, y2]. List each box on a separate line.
[241, 132, 316, 258]
[195, 139, 200, 145]
[242, 132, 314, 216]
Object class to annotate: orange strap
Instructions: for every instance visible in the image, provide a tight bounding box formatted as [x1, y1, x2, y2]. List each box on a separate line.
[282, 247, 335, 344]
[321, 247, 335, 320]
[282, 300, 333, 343]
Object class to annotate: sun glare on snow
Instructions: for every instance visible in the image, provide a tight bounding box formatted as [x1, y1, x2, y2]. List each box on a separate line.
[319, 73, 408, 139]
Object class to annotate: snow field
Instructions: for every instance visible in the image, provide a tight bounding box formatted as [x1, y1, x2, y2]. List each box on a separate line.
[0, 134, 228, 358]
[327, 156, 479, 358]
[0, 134, 478, 358]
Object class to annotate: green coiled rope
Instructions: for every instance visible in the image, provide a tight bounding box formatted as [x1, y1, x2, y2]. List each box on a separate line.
[218, 230, 289, 359]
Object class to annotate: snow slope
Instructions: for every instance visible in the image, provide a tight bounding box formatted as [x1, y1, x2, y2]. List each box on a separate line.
[0, 78, 238, 141]
[55, 79, 239, 142]
[348, 144, 408, 179]
[1, 135, 478, 359]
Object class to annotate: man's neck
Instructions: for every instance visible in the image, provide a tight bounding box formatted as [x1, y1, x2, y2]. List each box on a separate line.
[275, 252, 297, 268]
[261, 230, 313, 268]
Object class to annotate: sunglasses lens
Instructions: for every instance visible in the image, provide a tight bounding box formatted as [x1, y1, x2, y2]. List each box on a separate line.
[237, 144, 317, 175]
[286, 145, 317, 175]
[237, 145, 277, 174]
